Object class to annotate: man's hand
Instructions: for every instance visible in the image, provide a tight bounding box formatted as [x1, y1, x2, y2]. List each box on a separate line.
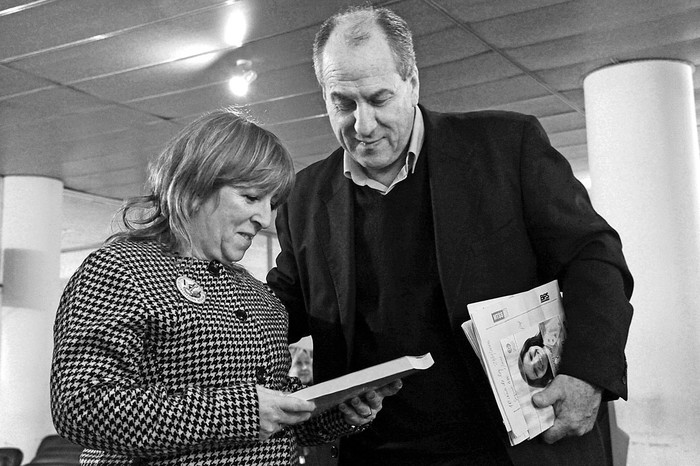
[532, 374, 602, 444]
[338, 379, 403, 426]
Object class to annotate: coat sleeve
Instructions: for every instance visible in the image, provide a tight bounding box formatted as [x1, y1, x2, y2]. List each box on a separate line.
[50, 248, 260, 458]
[518, 115, 633, 400]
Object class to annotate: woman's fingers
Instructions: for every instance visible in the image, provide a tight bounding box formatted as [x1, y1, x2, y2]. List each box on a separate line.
[257, 386, 315, 440]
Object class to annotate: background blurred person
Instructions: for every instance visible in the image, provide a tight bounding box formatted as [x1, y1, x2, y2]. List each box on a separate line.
[290, 342, 314, 386]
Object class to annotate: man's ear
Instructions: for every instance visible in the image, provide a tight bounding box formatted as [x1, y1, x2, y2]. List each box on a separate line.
[410, 66, 420, 106]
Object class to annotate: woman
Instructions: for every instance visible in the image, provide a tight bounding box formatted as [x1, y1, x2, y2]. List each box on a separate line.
[51, 108, 399, 465]
[289, 344, 314, 386]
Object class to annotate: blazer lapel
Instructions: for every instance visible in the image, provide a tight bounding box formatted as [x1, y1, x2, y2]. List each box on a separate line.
[317, 164, 357, 366]
[424, 108, 483, 317]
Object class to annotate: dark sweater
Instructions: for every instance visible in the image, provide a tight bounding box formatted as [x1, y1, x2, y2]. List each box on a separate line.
[343, 153, 507, 464]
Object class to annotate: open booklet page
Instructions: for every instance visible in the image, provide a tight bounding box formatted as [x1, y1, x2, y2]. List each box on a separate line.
[462, 280, 565, 445]
[290, 353, 434, 413]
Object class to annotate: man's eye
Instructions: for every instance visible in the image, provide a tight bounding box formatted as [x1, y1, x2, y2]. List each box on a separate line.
[335, 100, 355, 111]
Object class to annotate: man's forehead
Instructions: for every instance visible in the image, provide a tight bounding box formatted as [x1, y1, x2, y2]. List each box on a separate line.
[321, 52, 401, 94]
[324, 71, 400, 98]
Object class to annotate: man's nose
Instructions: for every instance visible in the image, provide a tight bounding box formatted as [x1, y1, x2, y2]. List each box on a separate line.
[354, 103, 377, 137]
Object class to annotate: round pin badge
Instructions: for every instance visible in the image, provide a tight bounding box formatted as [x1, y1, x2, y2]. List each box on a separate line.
[176, 275, 206, 304]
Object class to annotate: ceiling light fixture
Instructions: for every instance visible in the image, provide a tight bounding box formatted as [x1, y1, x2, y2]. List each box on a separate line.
[224, 10, 247, 47]
[228, 59, 257, 96]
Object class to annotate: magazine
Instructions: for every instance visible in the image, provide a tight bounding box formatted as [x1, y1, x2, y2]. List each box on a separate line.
[290, 353, 434, 413]
[462, 280, 566, 445]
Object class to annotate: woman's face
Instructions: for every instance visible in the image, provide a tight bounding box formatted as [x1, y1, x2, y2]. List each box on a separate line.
[187, 185, 273, 265]
[290, 351, 313, 385]
[522, 345, 549, 381]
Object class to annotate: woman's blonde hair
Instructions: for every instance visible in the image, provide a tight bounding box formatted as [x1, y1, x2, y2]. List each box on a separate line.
[109, 107, 295, 250]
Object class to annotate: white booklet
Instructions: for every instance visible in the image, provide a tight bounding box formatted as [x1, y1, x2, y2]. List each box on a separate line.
[290, 353, 434, 413]
[462, 280, 566, 445]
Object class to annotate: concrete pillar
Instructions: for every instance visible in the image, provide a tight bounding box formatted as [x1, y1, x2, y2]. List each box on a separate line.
[0, 176, 63, 457]
[584, 60, 700, 465]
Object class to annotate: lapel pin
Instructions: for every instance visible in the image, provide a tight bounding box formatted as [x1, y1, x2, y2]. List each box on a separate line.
[176, 275, 206, 304]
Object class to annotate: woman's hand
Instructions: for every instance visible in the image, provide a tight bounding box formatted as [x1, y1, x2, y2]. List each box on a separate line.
[338, 379, 403, 426]
[257, 385, 316, 440]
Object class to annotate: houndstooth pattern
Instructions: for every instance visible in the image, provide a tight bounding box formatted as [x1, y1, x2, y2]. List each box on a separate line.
[51, 240, 352, 465]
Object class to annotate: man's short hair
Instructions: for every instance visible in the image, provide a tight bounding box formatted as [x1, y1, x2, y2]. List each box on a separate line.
[312, 5, 417, 85]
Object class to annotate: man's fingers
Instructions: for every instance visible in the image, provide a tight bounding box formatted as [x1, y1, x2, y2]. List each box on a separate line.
[531, 383, 560, 409]
[376, 379, 403, 397]
[541, 422, 567, 444]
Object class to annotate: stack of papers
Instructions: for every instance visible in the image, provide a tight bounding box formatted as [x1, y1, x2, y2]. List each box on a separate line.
[462, 280, 566, 445]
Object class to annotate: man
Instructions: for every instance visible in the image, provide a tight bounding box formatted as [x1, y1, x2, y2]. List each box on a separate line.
[268, 5, 633, 465]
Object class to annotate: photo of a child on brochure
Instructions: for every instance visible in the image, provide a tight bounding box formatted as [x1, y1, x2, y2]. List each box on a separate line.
[501, 315, 567, 433]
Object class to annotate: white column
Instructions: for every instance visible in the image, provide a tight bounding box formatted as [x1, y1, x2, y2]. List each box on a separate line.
[584, 60, 700, 465]
[0, 176, 63, 457]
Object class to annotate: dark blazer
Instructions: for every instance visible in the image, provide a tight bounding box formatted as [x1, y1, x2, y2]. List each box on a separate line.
[268, 106, 633, 465]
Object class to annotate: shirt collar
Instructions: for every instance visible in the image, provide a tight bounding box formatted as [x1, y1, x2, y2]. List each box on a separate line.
[343, 107, 425, 194]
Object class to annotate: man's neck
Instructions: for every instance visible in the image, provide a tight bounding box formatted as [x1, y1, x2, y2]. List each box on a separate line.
[363, 152, 408, 187]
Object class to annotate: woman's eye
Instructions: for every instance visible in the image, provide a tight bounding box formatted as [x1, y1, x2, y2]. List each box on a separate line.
[245, 195, 259, 202]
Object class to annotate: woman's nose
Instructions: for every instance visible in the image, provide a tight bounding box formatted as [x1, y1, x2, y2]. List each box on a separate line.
[252, 200, 272, 229]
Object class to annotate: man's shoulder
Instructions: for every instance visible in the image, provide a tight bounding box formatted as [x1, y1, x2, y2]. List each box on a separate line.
[422, 107, 545, 148]
[423, 106, 535, 129]
[294, 147, 344, 185]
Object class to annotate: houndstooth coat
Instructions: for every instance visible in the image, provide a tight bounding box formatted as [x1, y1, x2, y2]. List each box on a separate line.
[51, 240, 353, 465]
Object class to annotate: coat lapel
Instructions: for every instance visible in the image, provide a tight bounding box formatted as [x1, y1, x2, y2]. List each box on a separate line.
[317, 161, 356, 366]
[423, 108, 484, 317]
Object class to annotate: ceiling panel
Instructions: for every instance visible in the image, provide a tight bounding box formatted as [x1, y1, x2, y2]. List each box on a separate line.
[434, 0, 571, 23]
[0, 64, 53, 97]
[0, 0, 697, 252]
[0, 0, 231, 60]
[423, 74, 565, 113]
[489, 94, 581, 119]
[419, 51, 523, 96]
[465, 0, 698, 47]
[246, 92, 327, 126]
[61, 151, 150, 179]
[0, 86, 114, 127]
[389, 0, 457, 37]
[7, 8, 236, 82]
[264, 116, 334, 145]
[3, 105, 164, 145]
[548, 128, 587, 148]
[503, 9, 700, 70]
[538, 112, 586, 135]
[126, 82, 238, 118]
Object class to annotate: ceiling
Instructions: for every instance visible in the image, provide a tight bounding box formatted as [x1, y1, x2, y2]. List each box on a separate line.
[1, 0, 699, 250]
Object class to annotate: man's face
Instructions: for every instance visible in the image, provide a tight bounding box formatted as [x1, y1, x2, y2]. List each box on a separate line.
[320, 27, 419, 183]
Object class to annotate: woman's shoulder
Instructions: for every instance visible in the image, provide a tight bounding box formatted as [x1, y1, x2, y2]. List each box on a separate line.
[80, 240, 169, 273]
